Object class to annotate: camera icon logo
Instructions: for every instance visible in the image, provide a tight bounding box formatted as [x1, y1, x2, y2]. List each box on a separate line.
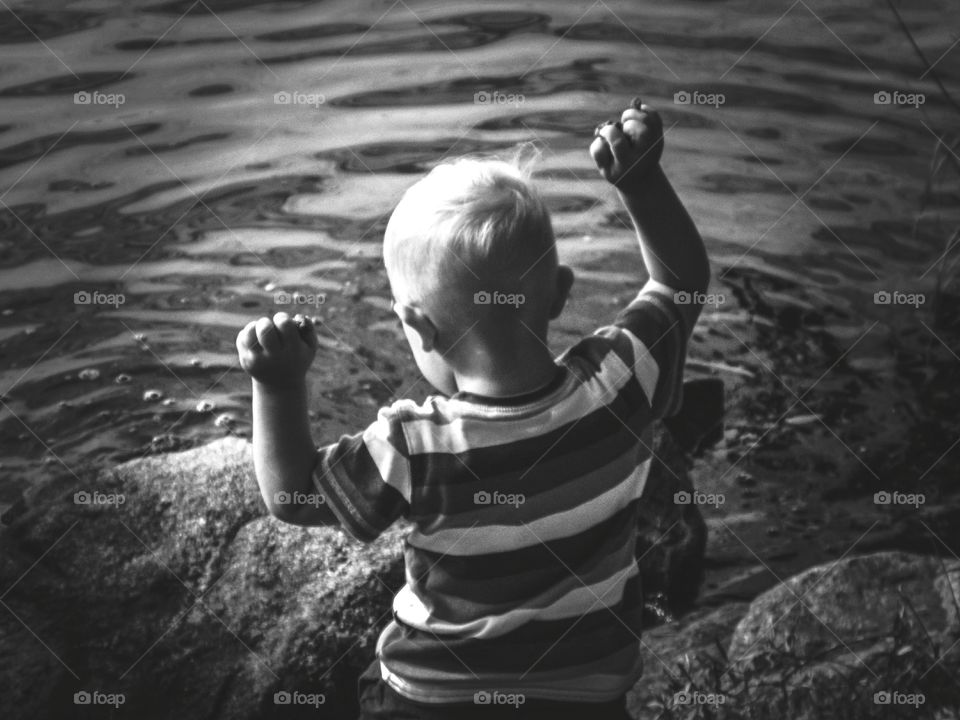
[874, 491, 891, 505]
[274, 491, 291, 505]
[874, 691, 891, 704]
[674, 291, 691, 304]
[274, 291, 291, 304]
[74, 290, 91, 304]
[274, 91, 291, 104]
[474, 91, 490, 104]
[873, 91, 891, 105]
[673, 91, 691, 105]
[474, 490, 491, 505]
[674, 491, 691, 505]
[874, 290, 891, 304]
[474, 691, 491, 704]
[74, 691, 91, 705]
[274, 691, 292, 704]
[474, 291, 491, 304]
[74, 91, 91, 105]
[74, 491, 91, 505]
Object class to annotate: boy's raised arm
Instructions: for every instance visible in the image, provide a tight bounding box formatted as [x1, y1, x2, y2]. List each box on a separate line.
[591, 100, 711, 316]
[236, 312, 338, 527]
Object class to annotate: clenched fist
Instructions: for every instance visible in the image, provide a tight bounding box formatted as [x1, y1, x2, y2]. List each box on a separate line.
[590, 97, 664, 192]
[237, 312, 318, 387]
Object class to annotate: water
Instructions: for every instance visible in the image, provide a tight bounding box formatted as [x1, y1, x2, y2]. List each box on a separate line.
[0, 0, 957, 506]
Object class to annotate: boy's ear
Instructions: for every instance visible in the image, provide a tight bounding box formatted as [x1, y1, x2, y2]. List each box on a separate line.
[394, 302, 439, 352]
[549, 265, 575, 319]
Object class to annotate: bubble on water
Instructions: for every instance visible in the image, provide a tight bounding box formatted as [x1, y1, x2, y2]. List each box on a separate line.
[143, 389, 163, 402]
[78, 368, 100, 381]
[264, 282, 278, 292]
[195, 400, 214, 413]
[162, 398, 175, 406]
[214, 413, 234, 428]
[134, 333, 147, 343]
[115, 373, 132, 384]
[189, 357, 202, 367]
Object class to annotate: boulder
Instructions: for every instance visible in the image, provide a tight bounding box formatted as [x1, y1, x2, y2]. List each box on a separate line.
[0, 417, 704, 719]
[0, 437, 403, 720]
[721, 551, 960, 719]
[729, 551, 960, 662]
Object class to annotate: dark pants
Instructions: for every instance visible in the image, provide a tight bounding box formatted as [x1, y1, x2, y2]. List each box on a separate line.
[357, 661, 632, 720]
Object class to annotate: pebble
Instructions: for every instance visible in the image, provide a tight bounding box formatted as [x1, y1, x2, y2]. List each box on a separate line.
[736, 472, 756, 487]
[143, 389, 163, 402]
[264, 282, 278, 292]
[115, 373, 132, 384]
[214, 413, 234, 428]
[195, 400, 214, 413]
[161, 398, 175, 406]
[78, 368, 100, 381]
[134, 333, 147, 343]
[189, 357, 202, 367]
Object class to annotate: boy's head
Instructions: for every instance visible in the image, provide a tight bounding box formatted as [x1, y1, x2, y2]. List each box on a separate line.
[384, 156, 573, 394]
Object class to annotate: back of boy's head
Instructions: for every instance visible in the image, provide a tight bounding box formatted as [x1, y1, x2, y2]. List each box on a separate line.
[384, 155, 557, 332]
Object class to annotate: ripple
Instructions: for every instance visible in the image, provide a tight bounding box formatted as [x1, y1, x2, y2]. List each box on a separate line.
[0, 71, 131, 98]
[0, 9, 103, 43]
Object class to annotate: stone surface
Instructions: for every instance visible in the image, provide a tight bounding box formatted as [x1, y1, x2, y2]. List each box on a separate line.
[0, 437, 404, 720]
[729, 551, 960, 662]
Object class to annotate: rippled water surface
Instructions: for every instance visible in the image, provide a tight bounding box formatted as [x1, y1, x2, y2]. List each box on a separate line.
[1, 0, 958, 503]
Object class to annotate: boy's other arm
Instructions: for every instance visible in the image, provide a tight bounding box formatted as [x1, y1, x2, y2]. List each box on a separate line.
[591, 101, 710, 329]
[237, 313, 338, 527]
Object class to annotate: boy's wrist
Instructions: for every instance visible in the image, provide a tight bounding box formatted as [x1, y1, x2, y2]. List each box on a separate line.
[615, 164, 667, 200]
[252, 376, 307, 397]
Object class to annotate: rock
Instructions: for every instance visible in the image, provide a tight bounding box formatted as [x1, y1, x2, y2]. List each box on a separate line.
[730, 551, 960, 662]
[637, 425, 707, 615]
[725, 551, 960, 718]
[0, 438, 404, 720]
[662, 377, 725, 452]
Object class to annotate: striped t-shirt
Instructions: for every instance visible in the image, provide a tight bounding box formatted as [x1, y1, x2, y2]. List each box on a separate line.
[312, 280, 694, 704]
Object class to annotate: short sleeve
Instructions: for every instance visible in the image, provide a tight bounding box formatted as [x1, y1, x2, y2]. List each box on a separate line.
[593, 279, 696, 419]
[312, 406, 412, 543]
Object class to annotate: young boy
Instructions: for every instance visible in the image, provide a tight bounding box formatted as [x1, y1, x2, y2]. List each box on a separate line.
[237, 99, 710, 719]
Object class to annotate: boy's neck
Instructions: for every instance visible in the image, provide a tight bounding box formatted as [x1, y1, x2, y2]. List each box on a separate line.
[452, 345, 559, 400]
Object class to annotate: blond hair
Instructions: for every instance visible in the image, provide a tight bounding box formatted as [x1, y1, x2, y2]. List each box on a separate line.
[384, 154, 555, 328]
